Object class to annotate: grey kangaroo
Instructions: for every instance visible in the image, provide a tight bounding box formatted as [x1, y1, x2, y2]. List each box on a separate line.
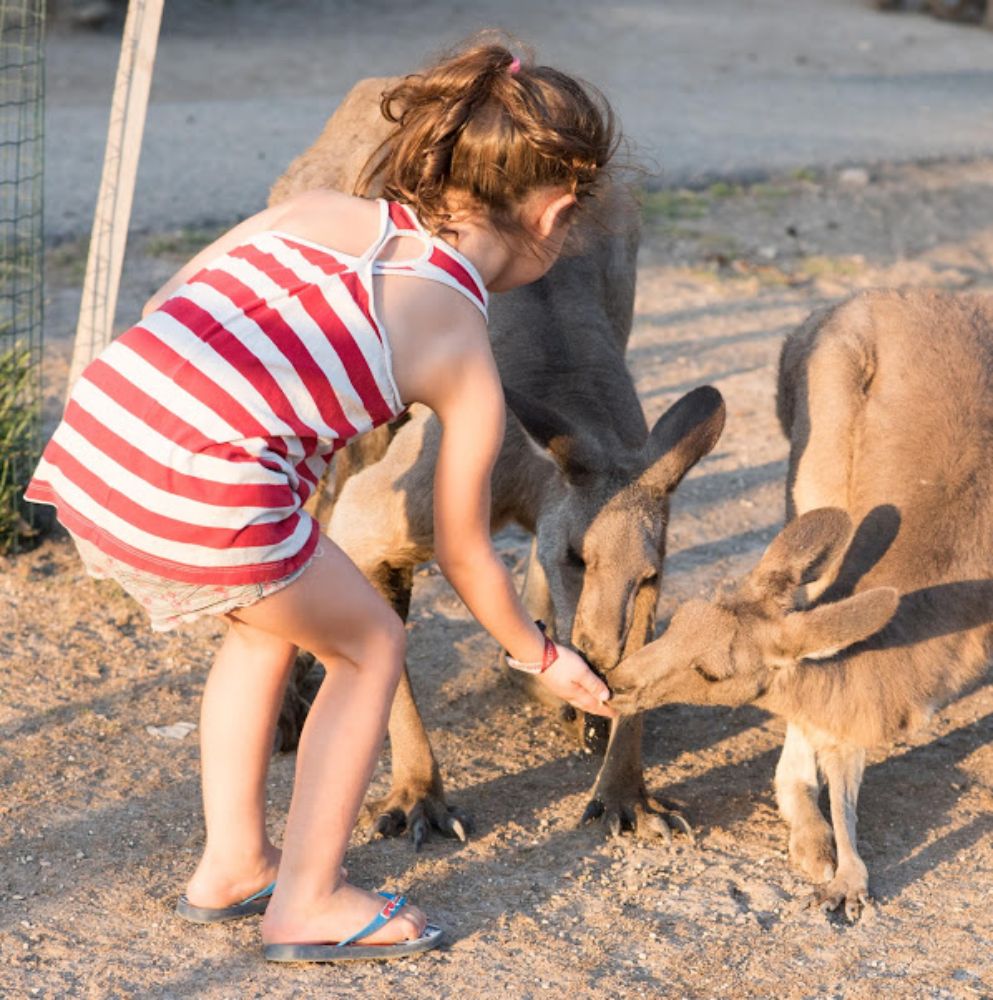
[610, 288, 993, 919]
[269, 77, 726, 847]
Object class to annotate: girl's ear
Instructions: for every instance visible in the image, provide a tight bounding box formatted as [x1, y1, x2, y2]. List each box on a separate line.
[536, 190, 579, 237]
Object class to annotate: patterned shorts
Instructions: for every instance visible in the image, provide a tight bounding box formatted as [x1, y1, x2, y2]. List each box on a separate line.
[69, 533, 313, 632]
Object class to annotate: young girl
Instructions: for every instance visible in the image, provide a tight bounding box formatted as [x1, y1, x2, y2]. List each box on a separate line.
[26, 39, 618, 962]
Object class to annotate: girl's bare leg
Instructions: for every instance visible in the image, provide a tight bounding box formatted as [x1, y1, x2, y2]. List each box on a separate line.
[194, 540, 425, 945]
[183, 625, 296, 907]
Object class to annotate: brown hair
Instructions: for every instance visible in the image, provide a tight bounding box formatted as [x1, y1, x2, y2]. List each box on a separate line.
[358, 36, 619, 238]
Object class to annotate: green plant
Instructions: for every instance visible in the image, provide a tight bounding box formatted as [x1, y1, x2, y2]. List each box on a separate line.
[0, 342, 38, 553]
[796, 255, 865, 280]
[146, 225, 226, 259]
[791, 167, 819, 183]
[640, 189, 708, 223]
[47, 238, 89, 285]
[706, 180, 743, 199]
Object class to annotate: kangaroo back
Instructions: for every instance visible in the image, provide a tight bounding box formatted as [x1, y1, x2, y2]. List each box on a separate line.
[780, 290, 993, 583]
[777, 299, 876, 522]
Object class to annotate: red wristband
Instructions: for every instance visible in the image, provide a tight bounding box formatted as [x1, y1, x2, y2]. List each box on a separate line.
[505, 620, 559, 674]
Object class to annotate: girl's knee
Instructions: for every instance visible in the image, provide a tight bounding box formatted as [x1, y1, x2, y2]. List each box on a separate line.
[317, 606, 405, 672]
[376, 609, 406, 663]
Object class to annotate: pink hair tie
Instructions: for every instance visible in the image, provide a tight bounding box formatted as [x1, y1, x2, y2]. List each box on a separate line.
[507, 57, 521, 76]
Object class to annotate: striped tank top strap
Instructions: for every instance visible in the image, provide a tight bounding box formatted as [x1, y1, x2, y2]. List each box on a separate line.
[361, 198, 396, 261]
[373, 201, 489, 320]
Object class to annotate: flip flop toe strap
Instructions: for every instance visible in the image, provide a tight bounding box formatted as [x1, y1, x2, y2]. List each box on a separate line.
[241, 880, 276, 904]
[336, 893, 408, 948]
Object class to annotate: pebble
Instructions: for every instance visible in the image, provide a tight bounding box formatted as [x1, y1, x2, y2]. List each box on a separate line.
[838, 167, 870, 187]
[146, 721, 196, 740]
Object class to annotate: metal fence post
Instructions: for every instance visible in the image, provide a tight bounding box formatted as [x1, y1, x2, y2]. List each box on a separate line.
[0, 0, 46, 553]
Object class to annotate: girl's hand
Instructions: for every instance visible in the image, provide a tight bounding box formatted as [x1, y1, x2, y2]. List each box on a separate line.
[538, 646, 617, 719]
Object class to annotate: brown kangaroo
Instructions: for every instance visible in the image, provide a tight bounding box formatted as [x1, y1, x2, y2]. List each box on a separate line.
[269, 77, 727, 847]
[610, 288, 993, 919]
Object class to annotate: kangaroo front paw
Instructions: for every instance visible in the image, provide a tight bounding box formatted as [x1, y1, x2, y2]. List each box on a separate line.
[365, 787, 472, 852]
[802, 873, 870, 922]
[788, 827, 836, 884]
[580, 789, 694, 845]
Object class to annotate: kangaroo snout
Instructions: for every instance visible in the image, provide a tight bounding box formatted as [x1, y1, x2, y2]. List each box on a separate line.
[572, 628, 623, 674]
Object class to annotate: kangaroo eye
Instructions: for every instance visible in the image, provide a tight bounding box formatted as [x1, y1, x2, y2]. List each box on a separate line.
[566, 546, 586, 570]
[693, 661, 722, 683]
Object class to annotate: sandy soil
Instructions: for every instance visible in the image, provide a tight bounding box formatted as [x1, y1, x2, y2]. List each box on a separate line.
[4, 159, 993, 998]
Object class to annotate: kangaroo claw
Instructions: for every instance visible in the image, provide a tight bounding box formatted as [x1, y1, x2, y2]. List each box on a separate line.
[802, 881, 870, 922]
[578, 791, 693, 844]
[412, 817, 428, 853]
[366, 788, 473, 849]
[642, 811, 674, 846]
[666, 810, 696, 844]
[580, 799, 606, 825]
[369, 808, 406, 841]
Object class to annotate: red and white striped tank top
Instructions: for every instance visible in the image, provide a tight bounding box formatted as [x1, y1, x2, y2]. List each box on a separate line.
[26, 199, 489, 585]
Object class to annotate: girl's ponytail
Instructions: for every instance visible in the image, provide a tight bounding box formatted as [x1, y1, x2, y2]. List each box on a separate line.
[359, 36, 617, 237]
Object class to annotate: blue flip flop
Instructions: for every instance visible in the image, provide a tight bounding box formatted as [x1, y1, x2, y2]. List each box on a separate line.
[263, 892, 443, 963]
[175, 880, 275, 923]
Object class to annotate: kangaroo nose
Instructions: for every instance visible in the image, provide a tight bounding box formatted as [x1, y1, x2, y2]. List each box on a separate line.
[572, 626, 620, 673]
[571, 625, 596, 659]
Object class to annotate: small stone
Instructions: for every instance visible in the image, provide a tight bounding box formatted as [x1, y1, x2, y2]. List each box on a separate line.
[838, 167, 870, 187]
[146, 721, 196, 740]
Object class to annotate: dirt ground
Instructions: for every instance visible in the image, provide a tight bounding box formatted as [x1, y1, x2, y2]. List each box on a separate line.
[4, 159, 993, 998]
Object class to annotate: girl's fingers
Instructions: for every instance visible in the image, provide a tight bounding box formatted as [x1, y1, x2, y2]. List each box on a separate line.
[582, 674, 612, 704]
[574, 668, 615, 715]
[570, 685, 618, 719]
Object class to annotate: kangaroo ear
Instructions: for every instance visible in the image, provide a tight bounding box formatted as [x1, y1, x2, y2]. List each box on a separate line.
[503, 385, 606, 481]
[747, 507, 853, 603]
[639, 386, 725, 494]
[779, 587, 899, 661]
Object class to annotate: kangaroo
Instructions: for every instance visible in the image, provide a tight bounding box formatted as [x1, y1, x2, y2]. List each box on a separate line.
[609, 288, 993, 919]
[269, 77, 727, 847]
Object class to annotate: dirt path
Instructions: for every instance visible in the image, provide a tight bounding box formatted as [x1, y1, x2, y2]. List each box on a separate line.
[4, 160, 993, 998]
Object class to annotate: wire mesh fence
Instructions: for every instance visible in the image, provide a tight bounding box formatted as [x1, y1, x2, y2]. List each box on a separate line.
[0, 0, 45, 554]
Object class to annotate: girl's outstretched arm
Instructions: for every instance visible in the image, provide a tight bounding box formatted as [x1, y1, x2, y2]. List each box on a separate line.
[409, 319, 615, 719]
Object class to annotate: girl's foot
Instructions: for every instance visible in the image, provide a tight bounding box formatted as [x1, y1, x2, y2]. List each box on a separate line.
[183, 847, 352, 912]
[184, 844, 281, 910]
[262, 880, 428, 947]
